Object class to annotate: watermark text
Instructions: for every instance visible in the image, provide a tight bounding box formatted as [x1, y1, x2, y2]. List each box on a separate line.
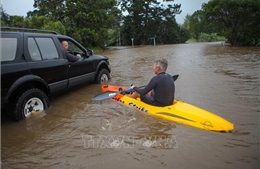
[82, 134, 178, 149]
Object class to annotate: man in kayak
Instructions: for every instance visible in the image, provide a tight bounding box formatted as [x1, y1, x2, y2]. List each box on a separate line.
[129, 58, 175, 107]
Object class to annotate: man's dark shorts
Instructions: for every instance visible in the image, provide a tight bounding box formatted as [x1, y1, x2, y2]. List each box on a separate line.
[140, 95, 157, 106]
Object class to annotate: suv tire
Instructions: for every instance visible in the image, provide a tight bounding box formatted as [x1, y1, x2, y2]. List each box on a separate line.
[95, 69, 111, 84]
[11, 88, 49, 121]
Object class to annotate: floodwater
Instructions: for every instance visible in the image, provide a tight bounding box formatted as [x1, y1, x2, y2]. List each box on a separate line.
[1, 42, 259, 169]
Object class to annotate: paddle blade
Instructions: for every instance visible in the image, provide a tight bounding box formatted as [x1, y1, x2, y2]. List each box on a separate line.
[172, 74, 179, 81]
[92, 91, 119, 101]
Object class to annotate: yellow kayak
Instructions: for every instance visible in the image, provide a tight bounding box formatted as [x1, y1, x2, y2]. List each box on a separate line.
[99, 85, 234, 132]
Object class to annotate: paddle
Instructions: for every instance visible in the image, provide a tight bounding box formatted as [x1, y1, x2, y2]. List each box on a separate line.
[92, 74, 179, 101]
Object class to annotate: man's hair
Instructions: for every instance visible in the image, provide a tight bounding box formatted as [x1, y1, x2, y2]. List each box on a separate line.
[61, 41, 67, 45]
[154, 59, 168, 71]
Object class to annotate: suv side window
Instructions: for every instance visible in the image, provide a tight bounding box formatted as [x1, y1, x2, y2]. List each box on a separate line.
[32, 38, 59, 60]
[67, 41, 83, 53]
[28, 38, 42, 61]
[1, 38, 17, 61]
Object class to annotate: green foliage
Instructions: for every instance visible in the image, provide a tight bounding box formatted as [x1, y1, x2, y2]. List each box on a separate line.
[187, 10, 216, 41]
[202, 0, 260, 46]
[182, 0, 259, 46]
[0, 10, 51, 29]
[42, 21, 66, 35]
[179, 27, 189, 43]
[1, 0, 188, 47]
[29, 0, 66, 21]
[120, 0, 186, 45]
[64, 0, 119, 47]
[5, 0, 259, 47]
[107, 29, 120, 46]
[198, 33, 226, 42]
[1, 5, 10, 26]
[1, 20, 6, 26]
[2, 0, 119, 48]
[9, 16, 26, 27]
[189, 10, 203, 40]
[183, 14, 191, 31]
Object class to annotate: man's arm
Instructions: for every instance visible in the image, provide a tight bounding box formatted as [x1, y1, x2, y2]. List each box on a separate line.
[66, 52, 80, 62]
[133, 77, 157, 95]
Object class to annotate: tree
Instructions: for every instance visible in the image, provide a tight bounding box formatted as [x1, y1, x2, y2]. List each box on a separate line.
[27, 16, 49, 29]
[202, 0, 260, 46]
[29, 0, 66, 21]
[182, 14, 191, 31]
[0, 5, 10, 26]
[189, 10, 204, 41]
[9, 16, 27, 28]
[119, 0, 183, 45]
[42, 21, 66, 34]
[28, 0, 119, 48]
[65, 0, 119, 47]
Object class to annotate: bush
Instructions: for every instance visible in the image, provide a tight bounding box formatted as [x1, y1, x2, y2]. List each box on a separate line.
[198, 33, 226, 42]
[42, 21, 66, 35]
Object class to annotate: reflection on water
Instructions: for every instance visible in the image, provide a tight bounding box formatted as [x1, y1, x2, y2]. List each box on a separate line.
[1, 42, 259, 169]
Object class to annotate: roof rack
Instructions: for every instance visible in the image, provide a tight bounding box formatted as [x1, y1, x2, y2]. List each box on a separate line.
[0, 27, 59, 34]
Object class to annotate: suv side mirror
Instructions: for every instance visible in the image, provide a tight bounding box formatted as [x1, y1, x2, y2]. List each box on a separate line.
[87, 50, 94, 56]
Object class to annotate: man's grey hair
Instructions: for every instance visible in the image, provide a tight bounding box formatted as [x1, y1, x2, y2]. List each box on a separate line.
[154, 59, 168, 71]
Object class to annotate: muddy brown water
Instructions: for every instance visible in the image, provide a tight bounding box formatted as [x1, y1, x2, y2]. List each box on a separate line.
[1, 42, 259, 169]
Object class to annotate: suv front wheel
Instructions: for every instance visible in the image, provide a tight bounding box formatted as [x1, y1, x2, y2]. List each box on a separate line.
[10, 88, 49, 121]
[95, 69, 110, 84]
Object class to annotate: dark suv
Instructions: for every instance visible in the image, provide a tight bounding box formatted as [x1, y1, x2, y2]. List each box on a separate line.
[1, 27, 111, 121]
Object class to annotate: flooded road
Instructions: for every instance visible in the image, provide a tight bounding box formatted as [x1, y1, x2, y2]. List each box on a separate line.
[1, 42, 259, 169]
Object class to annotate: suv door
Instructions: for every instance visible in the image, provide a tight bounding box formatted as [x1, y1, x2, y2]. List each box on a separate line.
[61, 39, 96, 88]
[25, 35, 68, 94]
[1, 33, 31, 103]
